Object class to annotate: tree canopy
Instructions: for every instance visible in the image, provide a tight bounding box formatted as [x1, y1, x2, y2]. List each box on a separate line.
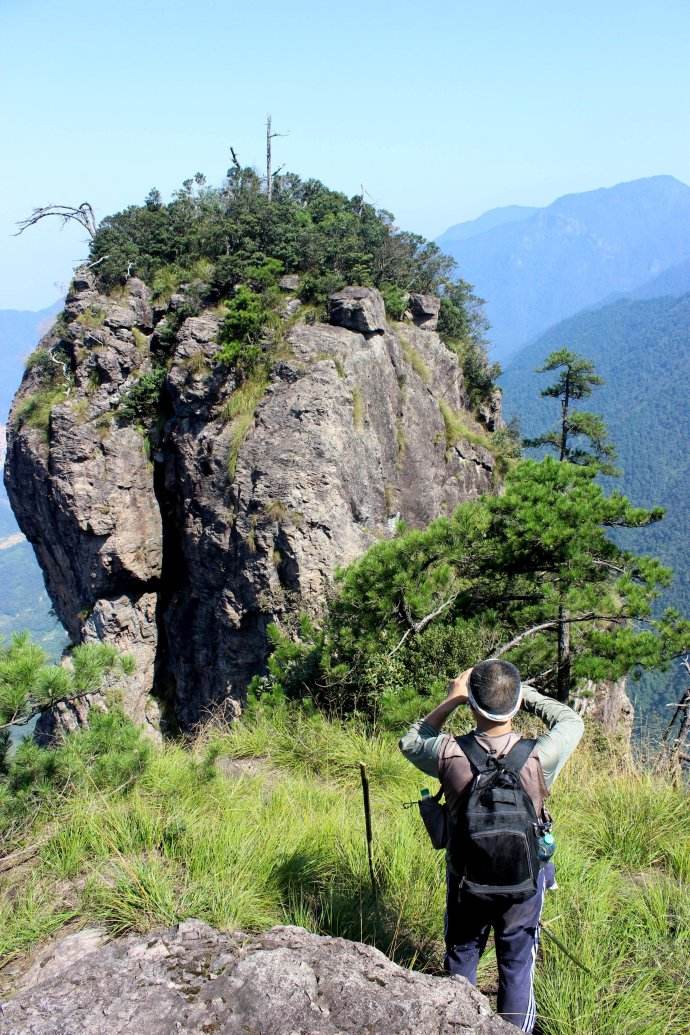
[88, 168, 455, 305]
[523, 348, 618, 474]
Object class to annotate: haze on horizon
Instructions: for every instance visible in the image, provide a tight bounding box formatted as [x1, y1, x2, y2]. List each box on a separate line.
[2, 0, 690, 310]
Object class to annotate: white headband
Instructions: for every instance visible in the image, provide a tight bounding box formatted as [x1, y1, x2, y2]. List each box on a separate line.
[468, 684, 523, 722]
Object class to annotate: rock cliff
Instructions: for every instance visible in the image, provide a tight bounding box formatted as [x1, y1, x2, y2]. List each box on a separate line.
[4, 273, 499, 732]
[0, 921, 514, 1034]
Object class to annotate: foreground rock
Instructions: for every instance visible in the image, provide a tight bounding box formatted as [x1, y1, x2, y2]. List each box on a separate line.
[4, 274, 497, 730]
[0, 922, 514, 1034]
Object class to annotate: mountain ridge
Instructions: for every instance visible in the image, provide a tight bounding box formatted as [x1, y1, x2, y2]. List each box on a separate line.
[437, 175, 690, 361]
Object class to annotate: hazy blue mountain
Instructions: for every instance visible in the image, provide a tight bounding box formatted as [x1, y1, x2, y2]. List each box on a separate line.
[629, 254, 690, 300]
[438, 175, 690, 362]
[436, 205, 537, 248]
[0, 301, 60, 420]
[501, 292, 690, 727]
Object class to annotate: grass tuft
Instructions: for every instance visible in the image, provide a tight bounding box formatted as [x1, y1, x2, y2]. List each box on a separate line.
[352, 387, 364, 430]
[220, 375, 268, 480]
[400, 340, 431, 384]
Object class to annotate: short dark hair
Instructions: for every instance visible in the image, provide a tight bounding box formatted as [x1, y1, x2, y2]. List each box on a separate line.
[469, 660, 521, 715]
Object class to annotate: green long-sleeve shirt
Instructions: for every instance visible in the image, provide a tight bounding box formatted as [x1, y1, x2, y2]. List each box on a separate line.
[399, 686, 584, 788]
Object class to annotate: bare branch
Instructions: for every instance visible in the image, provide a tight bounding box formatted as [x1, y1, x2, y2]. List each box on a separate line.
[388, 593, 459, 657]
[229, 147, 241, 171]
[493, 612, 630, 658]
[83, 254, 109, 270]
[14, 202, 97, 239]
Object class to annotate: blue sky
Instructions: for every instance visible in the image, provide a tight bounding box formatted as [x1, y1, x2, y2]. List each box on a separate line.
[2, 0, 690, 309]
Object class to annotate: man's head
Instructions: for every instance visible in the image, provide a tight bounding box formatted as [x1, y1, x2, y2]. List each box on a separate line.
[468, 659, 522, 723]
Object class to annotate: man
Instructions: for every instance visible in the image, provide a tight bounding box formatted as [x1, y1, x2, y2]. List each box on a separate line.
[399, 659, 584, 1033]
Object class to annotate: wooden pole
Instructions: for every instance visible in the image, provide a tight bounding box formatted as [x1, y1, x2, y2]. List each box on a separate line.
[540, 925, 593, 976]
[359, 762, 377, 898]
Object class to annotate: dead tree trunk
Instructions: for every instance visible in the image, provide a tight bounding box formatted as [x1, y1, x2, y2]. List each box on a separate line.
[266, 115, 273, 202]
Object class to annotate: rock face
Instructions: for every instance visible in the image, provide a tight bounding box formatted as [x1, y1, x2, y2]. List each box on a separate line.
[4, 273, 497, 730]
[328, 286, 387, 335]
[409, 292, 441, 331]
[578, 676, 635, 739]
[0, 922, 515, 1034]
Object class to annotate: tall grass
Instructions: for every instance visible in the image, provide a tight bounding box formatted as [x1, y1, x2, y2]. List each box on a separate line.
[1, 706, 688, 1034]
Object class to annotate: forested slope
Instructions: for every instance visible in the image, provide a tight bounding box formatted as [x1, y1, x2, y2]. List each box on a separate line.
[501, 292, 690, 722]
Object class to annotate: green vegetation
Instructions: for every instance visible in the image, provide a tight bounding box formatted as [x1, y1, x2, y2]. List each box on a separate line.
[501, 295, 690, 725]
[254, 457, 688, 723]
[119, 367, 166, 425]
[0, 699, 687, 1035]
[523, 348, 618, 475]
[15, 344, 72, 438]
[82, 167, 505, 441]
[380, 283, 408, 321]
[0, 633, 130, 769]
[221, 374, 269, 479]
[438, 399, 491, 454]
[438, 280, 500, 409]
[351, 386, 364, 430]
[76, 306, 106, 330]
[89, 170, 454, 308]
[400, 338, 431, 384]
[15, 385, 69, 437]
[131, 328, 149, 352]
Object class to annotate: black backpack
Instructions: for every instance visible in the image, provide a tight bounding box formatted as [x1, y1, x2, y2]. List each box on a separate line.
[448, 733, 541, 904]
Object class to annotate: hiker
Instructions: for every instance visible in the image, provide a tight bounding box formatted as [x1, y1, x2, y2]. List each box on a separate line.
[399, 659, 584, 1033]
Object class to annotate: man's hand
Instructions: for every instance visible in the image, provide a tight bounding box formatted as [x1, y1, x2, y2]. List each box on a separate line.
[446, 667, 472, 703]
[422, 667, 473, 730]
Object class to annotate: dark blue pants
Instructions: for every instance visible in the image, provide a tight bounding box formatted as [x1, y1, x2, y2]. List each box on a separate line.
[444, 863, 555, 1032]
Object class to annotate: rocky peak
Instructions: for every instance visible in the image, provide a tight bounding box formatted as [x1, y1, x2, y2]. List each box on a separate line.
[4, 271, 500, 733]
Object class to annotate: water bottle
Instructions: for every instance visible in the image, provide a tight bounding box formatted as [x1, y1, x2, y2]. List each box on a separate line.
[537, 830, 556, 862]
[420, 787, 430, 799]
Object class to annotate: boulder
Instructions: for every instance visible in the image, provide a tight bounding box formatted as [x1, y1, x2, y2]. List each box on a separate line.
[0, 922, 515, 1034]
[278, 273, 300, 291]
[328, 286, 387, 335]
[409, 293, 441, 331]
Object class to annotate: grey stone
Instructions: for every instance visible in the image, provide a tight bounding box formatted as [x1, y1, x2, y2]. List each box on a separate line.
[328, 287, 387, 335]
[476, 388, 503, 433]
[279, 273, 301, 291]
[409, 293, 441, 331]
[576, 676, 634, 740]
[0, 924, 515, 1034]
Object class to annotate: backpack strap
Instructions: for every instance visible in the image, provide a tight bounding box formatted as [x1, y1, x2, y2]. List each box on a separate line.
[456, 733, 493, 773]
[500, 737, 538, 775]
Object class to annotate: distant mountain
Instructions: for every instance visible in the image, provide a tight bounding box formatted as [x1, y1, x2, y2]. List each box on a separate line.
[0, 301, 61, 421]
[436, 205, 537, 247]
[629, 254, 690, 300]
[437, 176, 690, 362]
[501, 292, 690, 727]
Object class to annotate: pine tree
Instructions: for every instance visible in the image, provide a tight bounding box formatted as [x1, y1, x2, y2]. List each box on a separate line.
[523, 348, 618, 697]
[523, 347, 619, 475]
